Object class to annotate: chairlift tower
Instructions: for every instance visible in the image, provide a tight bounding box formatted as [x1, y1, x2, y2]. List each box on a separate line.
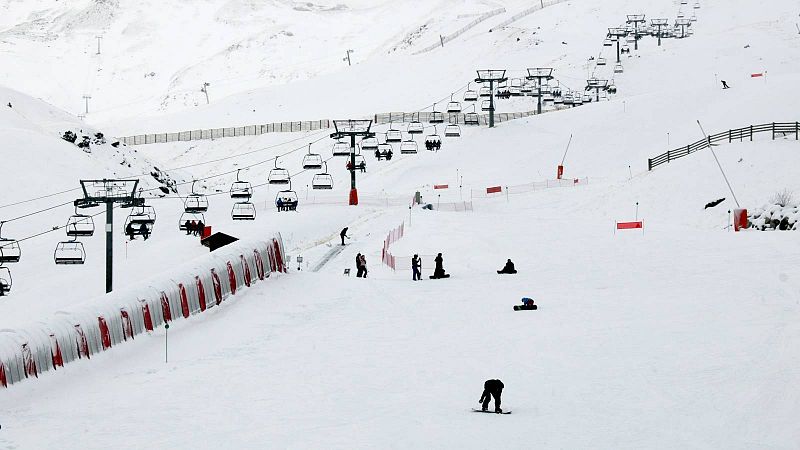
[526, 68, 554, 115]
[674, 18, 691, 38]
[651, 19, 669, 46]
[475, 70, 507, 128]
[607, 28, 628, 63]
[626, 14, 646, 50]
[330, 120, 375, 206]
[75, 179, 142, 293]
[586, 78, 609, 102]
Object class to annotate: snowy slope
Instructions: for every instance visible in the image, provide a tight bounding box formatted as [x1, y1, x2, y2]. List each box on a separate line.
[1, 0, 800, 448]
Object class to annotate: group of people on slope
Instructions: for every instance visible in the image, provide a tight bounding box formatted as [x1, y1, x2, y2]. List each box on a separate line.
[184, 219, 205, 237]
[410, 254, 517, 280]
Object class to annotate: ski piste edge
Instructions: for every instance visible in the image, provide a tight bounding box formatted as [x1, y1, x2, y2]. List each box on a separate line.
[471, 409, 512, 414]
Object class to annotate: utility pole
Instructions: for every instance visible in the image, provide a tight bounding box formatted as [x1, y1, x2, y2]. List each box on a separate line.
[95, 35, 103, 55]
[526, 68, 554, 114]
[82, 94, 92, 114]
[608, 28, 627, 63]
[651, 19, 668, 46]
[626, 15, 646, 50]
[475, 70, 507, 128]
[331, 120, 374, 206]
[343, 49, 354, 66]
[201, 82, 211, 104]
[76, 179, 142, 293]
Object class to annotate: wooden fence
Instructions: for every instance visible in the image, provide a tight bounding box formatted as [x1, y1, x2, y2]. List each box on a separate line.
[648, 122, 800, 171]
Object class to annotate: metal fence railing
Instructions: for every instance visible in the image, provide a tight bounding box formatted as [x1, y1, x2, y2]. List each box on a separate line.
[413, 8, 507, 55]
[488, 0, 569, 32]
[648, 122, 800, 170]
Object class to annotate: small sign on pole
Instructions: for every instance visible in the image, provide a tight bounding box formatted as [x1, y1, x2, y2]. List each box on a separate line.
[486, 186, 502, 194]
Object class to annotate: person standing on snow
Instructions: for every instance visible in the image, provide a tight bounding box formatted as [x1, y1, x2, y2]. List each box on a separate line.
[721, 80, 730, 89]
[479, 379, 504, 413]
[355, 252, 363, 277]
[412, 254, 422, 281]
[340, 227, 349, 245]
[360, 254, 367, 278]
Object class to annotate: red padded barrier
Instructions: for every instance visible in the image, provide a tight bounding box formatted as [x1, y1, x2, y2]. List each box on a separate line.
[160, 292, 172, 323]
[50, 334, 63, 368]
[211, 269, 223, 304]
[141, 302, 154, 332]
[74, 325, 90, 359]
[195, 276, 207, 311]
[226, 262, 237, 295]
[121, 310, 134, 341]
[178, 284, 190, 318]
[98, 317, 112, 350]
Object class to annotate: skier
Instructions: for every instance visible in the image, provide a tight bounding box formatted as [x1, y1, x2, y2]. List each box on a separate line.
[479, 379, 504, 413]
[412, 254, 422, 281]
[430, 253, 450, 279]
[721, 80, 730, 89]
[497, 259, 517, 274]
[360, 254, 368, 278]
[355, 252, 363, 278]
[340, 227, 349, 245]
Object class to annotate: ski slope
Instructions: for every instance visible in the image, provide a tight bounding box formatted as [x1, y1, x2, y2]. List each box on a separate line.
[2, 0, 800, 448]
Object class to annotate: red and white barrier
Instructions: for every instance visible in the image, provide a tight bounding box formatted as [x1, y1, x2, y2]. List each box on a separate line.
[0, 234, 286, 389]
[615, 221, 644, 234]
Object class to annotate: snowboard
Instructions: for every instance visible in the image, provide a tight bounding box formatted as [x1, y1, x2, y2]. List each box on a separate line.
[513, 305, 538, 311]
[429, 274, 451, 279]
[472, 409, 511, 414]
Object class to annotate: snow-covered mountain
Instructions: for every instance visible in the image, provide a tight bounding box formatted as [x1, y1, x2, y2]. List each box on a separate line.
[1, 0, 800, 448]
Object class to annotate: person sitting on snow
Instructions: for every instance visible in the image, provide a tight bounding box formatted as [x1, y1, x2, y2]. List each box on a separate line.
[497, 259, 517, 274]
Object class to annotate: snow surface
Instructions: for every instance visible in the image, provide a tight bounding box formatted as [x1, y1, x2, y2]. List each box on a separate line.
[2, 0, 800, 448]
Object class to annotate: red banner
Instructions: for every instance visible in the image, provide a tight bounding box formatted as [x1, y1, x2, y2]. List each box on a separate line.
[616, 221, 643, 230]
[750, 73, 763, 78]
[733, 209, 748, 232]
[434, 184, 449, 190]
[486, 186, 502, 194]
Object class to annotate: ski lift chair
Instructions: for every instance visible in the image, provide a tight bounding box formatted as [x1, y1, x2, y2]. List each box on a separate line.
[386, 125, 402, 143]
[464, 112, 480, 126]
[360, 137, 379, 151]
[510, 78, 523, 88]
[184, 181, 208, 213]
[400, 139, 418, 154]
[425, 128, 442, 151]
[614, 64, 624, 74]
[693, 2, 700, 8]
[312, 162, 334, 189]
[230, 169, 254, 199]
[481, 100, 492, 112]
[597, 57, 607, 66]
[179, 212, 205, 232]
[407, 120, 424, 135]
[603, 38, 613, 46]
[65, 206, 95, 237]
[332, 140, 351, 156]
[479, 86, 491, 97]
[268, 159, 291, 185]
[464, 89, 478, 102]
[124, 206, 156, 239]
[429, 104, 444, 124]
[0, 223, 21, 264]
[302, 144, 324, 170]
[509, 86, 522, 97]
[0, 267, 11, 295]
[446, 100, 461, 113]
[376, 143, 394, 161]
[231, 202, 257, 220]
[444, 124, 461, 137]
[54, 239, 86, 265]
[275, 182, 299, 212]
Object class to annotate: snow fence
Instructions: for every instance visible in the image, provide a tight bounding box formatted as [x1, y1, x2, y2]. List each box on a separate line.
[0, 234, 286, 389]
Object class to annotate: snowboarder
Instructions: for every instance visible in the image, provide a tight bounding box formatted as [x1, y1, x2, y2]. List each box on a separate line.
[355, 253, 363, 278]
[497, 259, 517, 274]
[430, 253, 450, 279]
[412, 254, 422, 281]
[479, 379, 504, 413]
[340, 227, 349, 245]
[360, 254, 367, 278]
[721, 80, 730, 89]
